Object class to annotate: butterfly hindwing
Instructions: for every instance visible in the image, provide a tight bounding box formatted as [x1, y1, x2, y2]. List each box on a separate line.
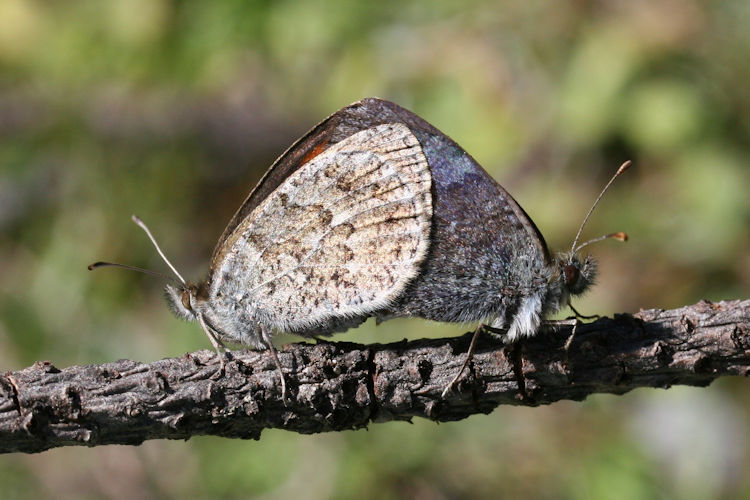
[211, 123, 432, 333]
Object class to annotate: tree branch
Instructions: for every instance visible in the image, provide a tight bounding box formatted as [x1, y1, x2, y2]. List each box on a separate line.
[2, 299, 749, 454]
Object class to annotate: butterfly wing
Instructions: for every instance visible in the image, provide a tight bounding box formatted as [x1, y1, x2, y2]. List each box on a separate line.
[211, 97, 552, 330]
[210, 123, 432, 333]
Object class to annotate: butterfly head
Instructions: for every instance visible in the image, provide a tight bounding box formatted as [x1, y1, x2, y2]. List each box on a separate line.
[556, 251, 597, 297]
[165, 283, 203, 321]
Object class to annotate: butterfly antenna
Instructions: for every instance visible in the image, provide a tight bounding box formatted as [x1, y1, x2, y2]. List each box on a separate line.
[87, 261, 178, 283]
[131, 215, 187, 285]
[574, 231, 628, 253]
[570, 160, 631, 253]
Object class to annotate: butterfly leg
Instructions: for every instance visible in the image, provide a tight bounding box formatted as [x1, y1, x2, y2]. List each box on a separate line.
[564, 300, 596, 372]
[568, 302, 599, 321]
[197, 314, 231, 374]
[260, 325, 288, 403]
[482, 324, 507, 338]
[563, 319, 580, 373]
[441, 324, 485, 399]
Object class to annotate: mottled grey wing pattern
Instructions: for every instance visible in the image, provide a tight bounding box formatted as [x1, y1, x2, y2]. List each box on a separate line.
[211, 123, 432, 332]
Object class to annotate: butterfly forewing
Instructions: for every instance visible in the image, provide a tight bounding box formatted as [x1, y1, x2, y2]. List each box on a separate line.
[210, 123, 432, 332]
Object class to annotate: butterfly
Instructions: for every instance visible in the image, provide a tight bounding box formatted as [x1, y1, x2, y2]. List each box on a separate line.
[91, 98, 627, 400]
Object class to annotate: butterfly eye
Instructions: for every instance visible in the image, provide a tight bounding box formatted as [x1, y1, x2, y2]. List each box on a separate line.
[181, 291, 192, 311]
[563, 264, 580, 287]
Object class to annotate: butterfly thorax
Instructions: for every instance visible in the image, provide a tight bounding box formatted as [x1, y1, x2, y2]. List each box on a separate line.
[479, 250, 595, 342]
[165, 281, 265, 348]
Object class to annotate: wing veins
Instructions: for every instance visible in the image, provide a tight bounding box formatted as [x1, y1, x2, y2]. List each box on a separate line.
[265, 174, 422, 247]
[243, 137, 424, 273]
[245, 197, 429, 294]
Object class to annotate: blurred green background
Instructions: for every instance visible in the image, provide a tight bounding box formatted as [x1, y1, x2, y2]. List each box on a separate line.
[1, 0, 750, 498]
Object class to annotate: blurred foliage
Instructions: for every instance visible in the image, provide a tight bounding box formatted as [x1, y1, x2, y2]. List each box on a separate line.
[1, 0, 750, 498]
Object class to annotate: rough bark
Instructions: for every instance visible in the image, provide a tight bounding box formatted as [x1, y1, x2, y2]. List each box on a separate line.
[1, 299, 749, 454]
